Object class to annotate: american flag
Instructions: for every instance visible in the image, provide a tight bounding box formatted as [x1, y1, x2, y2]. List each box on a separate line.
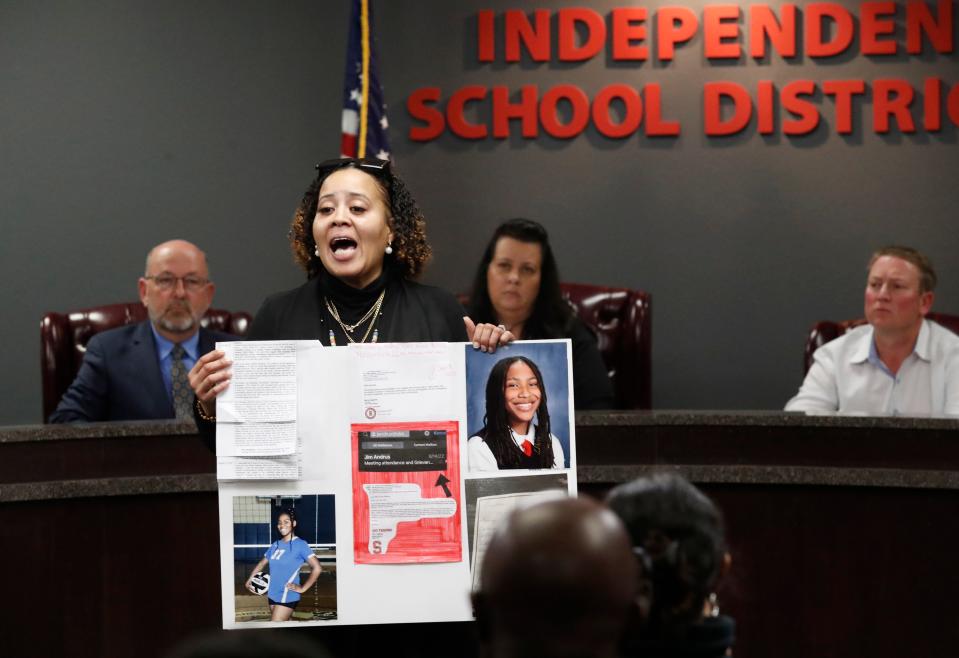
[341, 0, 391, 160]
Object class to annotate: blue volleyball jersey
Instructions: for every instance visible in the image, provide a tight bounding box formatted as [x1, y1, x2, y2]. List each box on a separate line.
[264, 537, 313, 603]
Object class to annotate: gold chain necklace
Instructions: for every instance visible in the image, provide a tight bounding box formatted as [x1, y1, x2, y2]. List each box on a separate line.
[325, 289, 386, 344]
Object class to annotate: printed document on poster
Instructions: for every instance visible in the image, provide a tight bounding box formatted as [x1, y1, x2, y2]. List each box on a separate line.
[351, 421, 462, 564]
[351, 343, 456, 422]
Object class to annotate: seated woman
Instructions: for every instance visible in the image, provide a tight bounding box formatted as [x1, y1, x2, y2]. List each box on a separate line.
[467, 219, 614, 409]
[606, 473, 735, 658]
[190, 158, 512, 427]
[468, 356, 565, 471]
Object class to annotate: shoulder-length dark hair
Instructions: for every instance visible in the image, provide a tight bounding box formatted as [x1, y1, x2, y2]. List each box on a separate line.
[477, 356, 554, 469]
[467, 218, 573, 338]
[289, 160, 432, 280]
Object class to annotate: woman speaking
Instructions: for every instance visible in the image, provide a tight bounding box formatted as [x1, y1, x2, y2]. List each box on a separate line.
[190, 158, 512, 420]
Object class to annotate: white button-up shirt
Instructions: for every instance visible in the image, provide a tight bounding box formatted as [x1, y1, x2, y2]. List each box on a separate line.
[785, 319, 959, 415]
[467, 424, 566, 472]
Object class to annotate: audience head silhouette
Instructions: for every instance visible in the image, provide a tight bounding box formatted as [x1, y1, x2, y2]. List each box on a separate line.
[473, 496, 639, 658]
[606, 473, 733, 657]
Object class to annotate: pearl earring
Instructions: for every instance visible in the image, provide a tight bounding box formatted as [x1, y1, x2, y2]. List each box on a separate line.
[385, 243, 393, 255]
[314, 245, 320, 257]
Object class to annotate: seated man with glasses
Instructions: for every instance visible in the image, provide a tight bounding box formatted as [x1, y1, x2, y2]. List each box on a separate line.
[50, 239, 234, 423]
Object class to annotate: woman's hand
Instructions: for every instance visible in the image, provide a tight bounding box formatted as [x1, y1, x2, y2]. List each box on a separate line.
[464, 317, 517, 354]
[245, 578, 256, 594]
[285, 583, 304, 594]
[188, 349, 233, 416]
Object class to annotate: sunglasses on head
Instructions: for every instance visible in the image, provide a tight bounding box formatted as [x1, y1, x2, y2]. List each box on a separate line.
[315, 157, 391, 178]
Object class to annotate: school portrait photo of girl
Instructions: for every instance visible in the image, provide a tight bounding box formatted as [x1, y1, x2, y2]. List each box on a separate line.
[465, 342, 572, 472]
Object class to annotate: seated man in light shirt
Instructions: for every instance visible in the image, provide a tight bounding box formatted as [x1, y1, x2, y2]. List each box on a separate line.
[786, 246, 959, 416]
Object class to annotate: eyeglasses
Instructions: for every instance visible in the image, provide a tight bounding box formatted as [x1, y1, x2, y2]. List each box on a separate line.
[144, 274, 209, 292]
[315, 157, 391, 179]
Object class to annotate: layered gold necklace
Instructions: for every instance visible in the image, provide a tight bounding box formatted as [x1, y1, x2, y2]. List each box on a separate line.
[325, 289, 385, 345]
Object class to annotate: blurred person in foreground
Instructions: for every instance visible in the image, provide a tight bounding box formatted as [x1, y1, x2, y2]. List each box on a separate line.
[50, 239, 231, 422]
[785, 246, 959, 415]
[472, 497, 639, 658]
[607, 473, 735, 658]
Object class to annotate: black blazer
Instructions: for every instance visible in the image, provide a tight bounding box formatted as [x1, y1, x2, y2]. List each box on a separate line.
[247, 275, 468, 343]
[49, 320, 234, 422]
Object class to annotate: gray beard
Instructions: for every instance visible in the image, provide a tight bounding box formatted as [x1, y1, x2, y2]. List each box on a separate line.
[151, 307, 197, 334]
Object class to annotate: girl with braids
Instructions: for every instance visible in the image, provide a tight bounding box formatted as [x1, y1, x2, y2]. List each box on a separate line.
[244, 509, 322, 622]
[606, 473, 735, 658]
[468, 356, 566, 471]
[190, 158, 513, 434]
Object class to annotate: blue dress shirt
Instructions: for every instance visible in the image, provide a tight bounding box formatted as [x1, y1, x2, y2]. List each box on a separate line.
[149, 325, 200, 403]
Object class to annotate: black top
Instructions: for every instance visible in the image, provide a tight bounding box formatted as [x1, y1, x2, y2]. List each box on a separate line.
[195, 270, 468, 448]
[247, 270, 468, 344]
[561, 318, 615, 410]
[627, 616, 736, 658]
[504, 444, 543, 470]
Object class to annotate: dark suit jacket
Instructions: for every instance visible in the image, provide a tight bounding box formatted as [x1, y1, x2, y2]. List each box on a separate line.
[49, 321, 234, 422]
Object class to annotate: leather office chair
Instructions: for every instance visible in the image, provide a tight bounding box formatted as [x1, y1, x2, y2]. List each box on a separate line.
[562, 282, 652, 409]
[462, 283, 653, 409]
[802, 311, 959, 374]
[41, 303, 252, 421]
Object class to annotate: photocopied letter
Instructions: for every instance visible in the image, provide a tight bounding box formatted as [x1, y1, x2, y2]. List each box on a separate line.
[215, 341, 299, 468]
[216, 455, 301, 481]
[351, 342, 458, 422]
[216, 341, 297, 423]
[216, 421, 298, 458]
[363, 483, 457, 556]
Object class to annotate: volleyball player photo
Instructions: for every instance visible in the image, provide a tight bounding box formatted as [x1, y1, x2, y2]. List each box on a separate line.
[232, 495, 337, 623]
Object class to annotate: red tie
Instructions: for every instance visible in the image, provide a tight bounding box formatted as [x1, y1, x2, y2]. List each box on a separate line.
[521, 440, 533, 457]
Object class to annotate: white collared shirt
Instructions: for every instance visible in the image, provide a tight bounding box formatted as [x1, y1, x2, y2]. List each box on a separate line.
[467, 424, 566, 472]
[785, 319, 959, 416]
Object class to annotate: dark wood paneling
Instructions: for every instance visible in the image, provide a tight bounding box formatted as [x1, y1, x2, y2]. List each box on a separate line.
[4, 415, 958, 658]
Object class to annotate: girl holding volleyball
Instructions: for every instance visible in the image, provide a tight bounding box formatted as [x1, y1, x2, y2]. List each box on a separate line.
[244, 508, 322, 621]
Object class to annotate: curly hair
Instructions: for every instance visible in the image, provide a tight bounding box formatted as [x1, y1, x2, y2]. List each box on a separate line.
[606, 473, 726, 631]
[468, 218, 573, 338]
[289, 160, 432, 280]
[275, 508, 297, 542]
[476, 356, 554, 469]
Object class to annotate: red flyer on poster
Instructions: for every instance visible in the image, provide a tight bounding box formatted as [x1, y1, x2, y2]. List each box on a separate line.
[351, 421, 462, 564]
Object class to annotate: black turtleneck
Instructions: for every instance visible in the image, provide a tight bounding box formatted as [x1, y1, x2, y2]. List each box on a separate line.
[319, 270, 389, 345]
[244, 268, 467, 346]
[196, 268, 467, 449]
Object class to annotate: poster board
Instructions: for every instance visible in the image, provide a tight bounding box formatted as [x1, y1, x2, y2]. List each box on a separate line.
[216, 340, 577, 628]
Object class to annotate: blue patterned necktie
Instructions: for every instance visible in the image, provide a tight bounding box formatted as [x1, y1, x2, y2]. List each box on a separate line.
[170, 344, 193, 420]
